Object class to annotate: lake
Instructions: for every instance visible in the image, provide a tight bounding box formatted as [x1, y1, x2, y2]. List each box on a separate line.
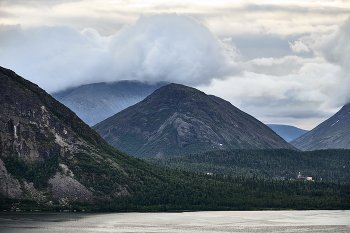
[0, 210, 349, 232]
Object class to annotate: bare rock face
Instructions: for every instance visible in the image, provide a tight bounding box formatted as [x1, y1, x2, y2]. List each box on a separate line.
[0, 67, 105, 163]
[93, 83, 295, 158]
[0, 66, 130, 206]
[23, 181, 46, 201]
[0, 159, 22, 198]
[48, 172, 93, 204]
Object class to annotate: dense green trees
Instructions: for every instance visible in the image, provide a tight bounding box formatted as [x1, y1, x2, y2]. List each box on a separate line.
[2, 155, 59, 189]
[1, 147, 349, 211]
[145, 149, 350, 183]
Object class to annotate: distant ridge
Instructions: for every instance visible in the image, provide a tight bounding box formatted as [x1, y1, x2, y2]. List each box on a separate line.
[291, 103, 350, 150]
[93, 83, 295, 158]
[52, 81, 167, 126]
[267, 124, 308, 142]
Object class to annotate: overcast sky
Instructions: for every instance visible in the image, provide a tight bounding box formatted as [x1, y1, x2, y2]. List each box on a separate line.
[1, 0, 349, 129]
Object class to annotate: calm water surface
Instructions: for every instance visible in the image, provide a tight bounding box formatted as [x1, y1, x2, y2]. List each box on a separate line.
[0, 210, 349, 232]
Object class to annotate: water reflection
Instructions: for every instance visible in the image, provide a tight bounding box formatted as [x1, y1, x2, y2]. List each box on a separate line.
[0, 210, 349, 232]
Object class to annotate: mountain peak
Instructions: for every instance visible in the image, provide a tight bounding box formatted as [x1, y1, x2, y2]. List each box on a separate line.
[93, 83, 294, 158]
[142, 83, 207, 103]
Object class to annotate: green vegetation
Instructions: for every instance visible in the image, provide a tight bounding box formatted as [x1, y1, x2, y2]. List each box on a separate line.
[1, 146, 350, 211]
[145, 149, 350, 183]
[2, 155, 59, 189]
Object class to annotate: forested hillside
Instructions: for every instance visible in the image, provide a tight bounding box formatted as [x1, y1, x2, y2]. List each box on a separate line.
[2, 164, 349, 211]
[145, 149, 350, 183]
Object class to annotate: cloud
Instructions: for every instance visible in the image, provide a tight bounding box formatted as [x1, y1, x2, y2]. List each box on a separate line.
[197, 60, 342, 130]
[317, 17, 350, 69]
[106, 14, 238, 85]
[289, 41, 310, 53]
[292, 17, 350, 106]
[0, 14, 238, 93]
[197, 16, 350, 129]
[319, 17, 350, 106]
[0, 25, 110, 92]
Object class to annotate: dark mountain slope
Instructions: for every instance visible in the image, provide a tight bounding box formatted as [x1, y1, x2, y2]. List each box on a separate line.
[52, 81, 166, 126]
[0, 66, 131, 203]
[267, 124, 308, 142]
[291, 103, 350, 151]
[93, 84, 295, 158]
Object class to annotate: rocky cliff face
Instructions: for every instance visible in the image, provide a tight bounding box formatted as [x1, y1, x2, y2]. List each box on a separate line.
[291, 103, 350, 151]
[93, 83, 295, 158]
[0, 66, 129, 205]
[52, 81, 166, 126]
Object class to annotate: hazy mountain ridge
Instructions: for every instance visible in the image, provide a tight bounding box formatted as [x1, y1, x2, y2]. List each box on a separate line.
[93, 83, 295, 158]
[291, 103, 350, 150]
[267, 124, 308, 142]
[52, 81, 167, 126]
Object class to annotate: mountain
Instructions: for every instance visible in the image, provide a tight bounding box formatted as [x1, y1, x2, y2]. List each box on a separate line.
[52, 81, 166, 126]
[267, 124, 308, 142]
[1, 67, 348, 211]
[0, 66, 132, 204]
[291, 103, 350, 151]
[93, 83, 295, 158]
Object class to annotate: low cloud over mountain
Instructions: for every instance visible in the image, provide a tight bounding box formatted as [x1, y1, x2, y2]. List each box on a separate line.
[0, 14, 239, 93]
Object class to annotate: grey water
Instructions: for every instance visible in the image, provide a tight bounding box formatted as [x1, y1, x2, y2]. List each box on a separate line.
[0, 210, 349, 232]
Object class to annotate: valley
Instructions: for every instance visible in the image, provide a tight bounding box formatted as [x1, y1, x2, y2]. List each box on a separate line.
[0, 66, 349, 211]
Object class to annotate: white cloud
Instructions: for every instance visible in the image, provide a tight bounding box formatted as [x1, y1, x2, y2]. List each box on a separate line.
[0, 25, 110, 91]
[106, 14, 238, 85]
[317, 17, 350, 69]
[197, 59, 343, 130]
[0, 14, 238, 92]
[290, 17, 350, 106]
[289, 41, 310, 53]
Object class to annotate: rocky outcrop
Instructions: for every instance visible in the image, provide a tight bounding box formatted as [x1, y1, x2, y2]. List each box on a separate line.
[23, 181, 46, 201]
[0, 158, 22, 198]
[0, 66, 130, 205]
[48, 172, 93, 204]
[93, 83, 295, 158]
[0, 67, 106, 163]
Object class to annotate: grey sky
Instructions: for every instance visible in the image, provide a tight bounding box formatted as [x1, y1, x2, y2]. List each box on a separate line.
[0, 0, 349, 129]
